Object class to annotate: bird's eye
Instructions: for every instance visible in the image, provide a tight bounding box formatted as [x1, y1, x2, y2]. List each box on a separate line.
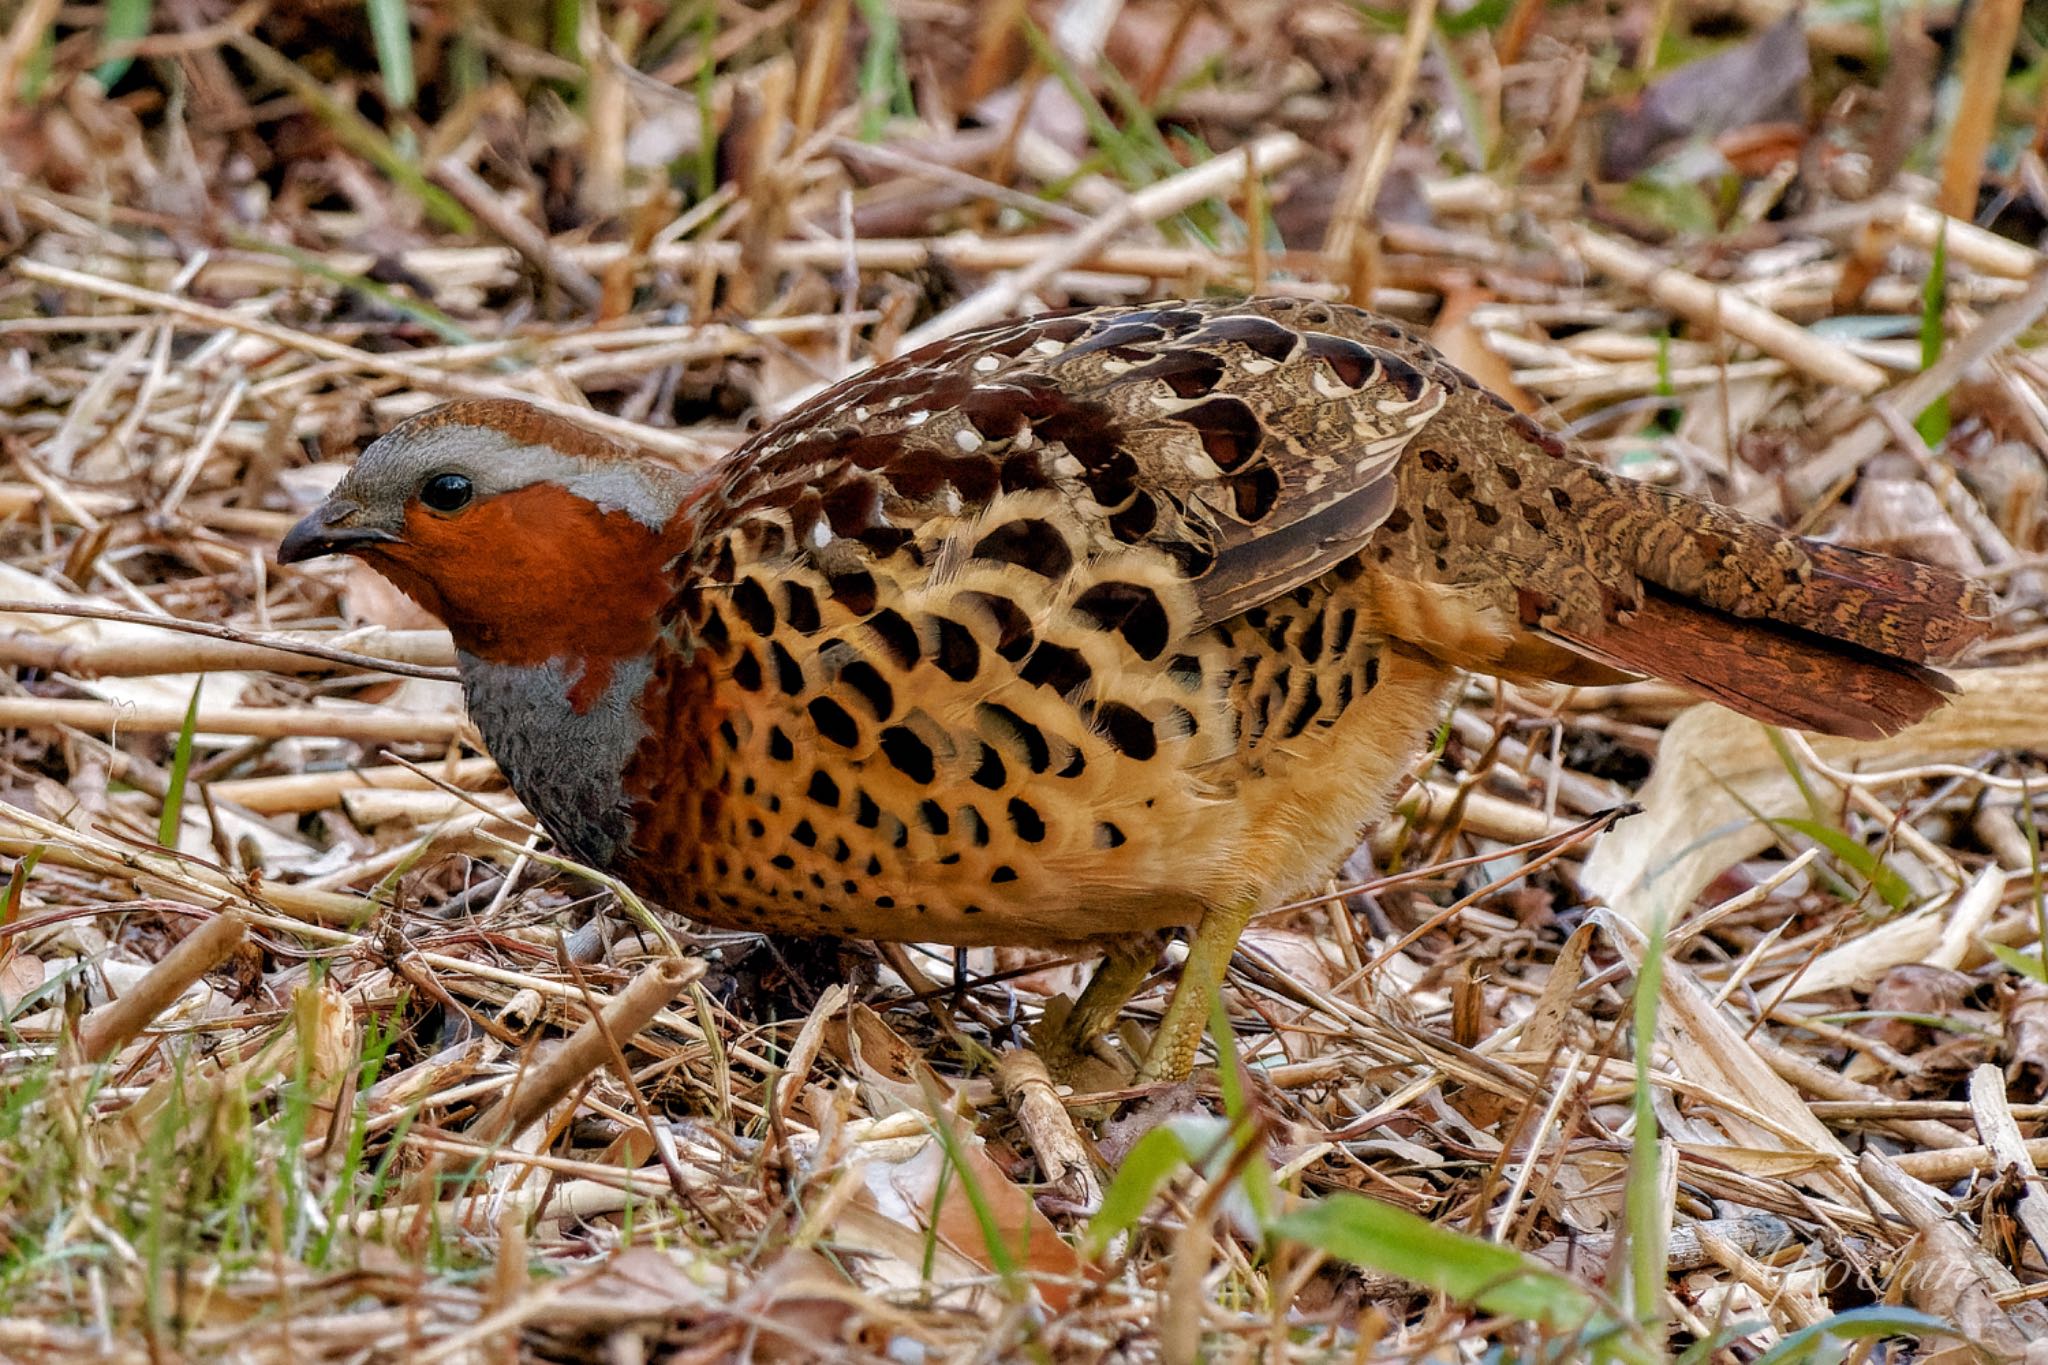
[420, 473, 473, 513]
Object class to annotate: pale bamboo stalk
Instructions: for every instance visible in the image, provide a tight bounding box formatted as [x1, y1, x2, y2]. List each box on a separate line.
[76, 911, 248, 1061]
[12, 260, 715, 461]
[0, 696, 466, 744]
[1897, 201, 2042, 280]
[209, 757, 500, 815]
[895, 132, 1309, 352]
[1557, 224, 1891, 394]
[0, 624, 456, 679]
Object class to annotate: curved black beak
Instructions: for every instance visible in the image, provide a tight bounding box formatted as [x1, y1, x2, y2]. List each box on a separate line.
[278, 500, 399, 564]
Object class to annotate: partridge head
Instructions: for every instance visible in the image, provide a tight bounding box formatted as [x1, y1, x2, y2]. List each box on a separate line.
[282, 298, 1991, 1081]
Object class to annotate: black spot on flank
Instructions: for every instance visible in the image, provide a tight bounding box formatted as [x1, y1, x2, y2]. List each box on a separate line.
[963, 904, 985, 915]
[1549, 485, 1573, 511]
[979, 703, 1049, 773]
[1446, 470, 1475, 499]
[808, 697, 860, 747]
[782, 582, 821, 633]
[1382, 506, 1411, 534]
[1231, 465, 1281, 521]
[747, 818, 767, 838]
[974, 519, 1073, 578]
[960, 806, 990, 846]
[991, 866, 1018, 884]
[731, 648, 763, 691]
[1473, 501, 1501, 526]
[771, 854, 796, 871]
[855, 791, 881, 828]
[1019, 642, 1090, 695]
[792, 819, 817, 848]
[700, 608, 730, 653]
[856, 522, 915, 557]
[711, 540, 737, 584]
[875, 894, 895, 909]
[718, 719, 739, 749]
[918, 799, 950, 835]
[1168, 653, 1204, 690]
[938, 852, 961, 865]
[1073, 581, 1171, 660]
[828, 569, 877, 615]
[839, 660, 894, 719]
[1422, 506, 1448, 535]
[771, 641, 805, 695]
[867, 855, 884, 876]
[881, 727, 935, 783]
[1182, 396, 1263, 472]
[1095, 821, 1126, 848]
[731, 578, 776, 635]
[1335, 672, 1354, 710]
[807, 771, 840, 807]
[1498, 462, 1523, 490]
[1521, 503, 1547, 531]
[830, 838, 851, 863]
[970, 742, 1007, 790]
[960, 591, 1036, 661]
[1056, 747, 1087, 779]
[1417, 447, 1455, 473]
[933, 617, 980, 681]
[1088, 701, 1157, 760]
[1282, 676, 1324, 738]
[768, 727, 794, 762]
[742, 777, 756, 796]
[866, 608, 920, 669]
[1297, 611, 1325, 665]
[1303, 332, 1377, 388]
[1007, 798, 1046, 842]
[767, 796, 781, 813]
[1331, 608, 1357, 654]
[1108, 493, 1157, 541]
[889, 818, 909, 848]
[1364, 654, 1380, 691]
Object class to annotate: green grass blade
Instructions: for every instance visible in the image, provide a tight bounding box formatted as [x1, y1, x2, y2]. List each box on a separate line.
[366, 0, 416, 111]
[1084, 1124, 1196, 1256]
[1273, 1195, 1651, 1362]
[1777, 818, 1915, 911]
[229, 35, 473, 234]
[92, 0, 152, 90]
[853, 0, 911, 141]
[1750, 1305, 1956, 1364]
[1916, 222, 1950, 446]
[1621, 902, 1669, 1336]
[158, 677, 203, 848]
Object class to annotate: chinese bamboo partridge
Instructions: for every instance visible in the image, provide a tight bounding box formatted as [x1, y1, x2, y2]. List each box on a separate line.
[280, 298, 1990, 1081]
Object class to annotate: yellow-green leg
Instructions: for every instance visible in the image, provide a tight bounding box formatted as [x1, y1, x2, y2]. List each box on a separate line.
[1136, 898, 1257, 1083]
[1031, 937, 1158, 1080]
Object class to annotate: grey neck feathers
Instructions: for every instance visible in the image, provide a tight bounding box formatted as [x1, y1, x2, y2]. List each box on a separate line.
[457, 652, 652, 868]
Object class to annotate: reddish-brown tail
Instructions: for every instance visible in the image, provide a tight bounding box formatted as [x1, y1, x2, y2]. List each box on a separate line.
[1382, 403, 1995, 738]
